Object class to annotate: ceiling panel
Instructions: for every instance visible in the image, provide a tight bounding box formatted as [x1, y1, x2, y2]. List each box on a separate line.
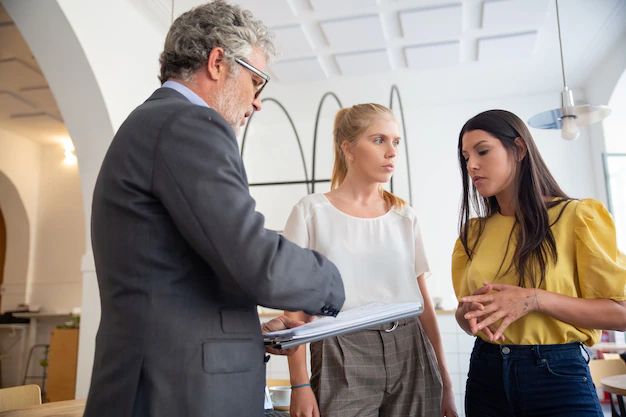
[270, 57, 327, 82]
[0, 25, 35, 61]
[310, 0, 377, 15]
[335, 49, 391, 77]
[232, 0, 296, 26]
[272, 25, 314, 60]
[0, 4, 11, 25]
[405, 41, 460, 70]
[0, 113, 68, 145]
[0, 91, 36, 117]
[478, 31, 538, 62]
[19, 86, 59, 113]
[320, 15, 386, 50]
[0, 59, 46, 90]
[399, 4, 462, 43]
[129, 0, 620, 87]
[482, 0, 551, 31]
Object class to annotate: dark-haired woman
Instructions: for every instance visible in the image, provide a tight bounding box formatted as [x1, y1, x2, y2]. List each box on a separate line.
[452, 109, 626, 416]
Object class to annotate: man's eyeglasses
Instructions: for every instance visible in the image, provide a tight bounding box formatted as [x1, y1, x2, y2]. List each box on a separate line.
[235, 58, 270, 99]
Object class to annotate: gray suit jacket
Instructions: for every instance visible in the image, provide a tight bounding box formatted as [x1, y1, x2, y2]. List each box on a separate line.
[84, 87, 344, 417]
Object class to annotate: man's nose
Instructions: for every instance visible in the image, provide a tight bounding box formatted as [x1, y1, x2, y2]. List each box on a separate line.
[252, 96, 262, 112]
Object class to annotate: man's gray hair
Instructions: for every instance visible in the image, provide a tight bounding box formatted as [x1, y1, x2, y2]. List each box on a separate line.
[158, 0, 276, 84]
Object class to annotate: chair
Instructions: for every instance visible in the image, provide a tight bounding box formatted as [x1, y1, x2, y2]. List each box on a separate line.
[0, 384, 42, 412]
[589, 358, 626, 416]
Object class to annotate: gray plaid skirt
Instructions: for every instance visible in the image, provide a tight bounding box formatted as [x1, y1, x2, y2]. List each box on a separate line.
[310, 317, 443, 417]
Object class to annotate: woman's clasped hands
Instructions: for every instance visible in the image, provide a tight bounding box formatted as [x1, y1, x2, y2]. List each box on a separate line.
[460, 282, 540, 342]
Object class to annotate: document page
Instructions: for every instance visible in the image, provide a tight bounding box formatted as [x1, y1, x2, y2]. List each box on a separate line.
[263, 302, 423, 342]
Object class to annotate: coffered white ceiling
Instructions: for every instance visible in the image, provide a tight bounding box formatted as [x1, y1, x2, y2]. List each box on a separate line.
[0, 0, 624, 147]
[162, 0, 625, 84]
[0, 4, 67, 145]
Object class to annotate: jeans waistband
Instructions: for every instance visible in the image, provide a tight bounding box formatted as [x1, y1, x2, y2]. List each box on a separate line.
[475, 338, 588, 361]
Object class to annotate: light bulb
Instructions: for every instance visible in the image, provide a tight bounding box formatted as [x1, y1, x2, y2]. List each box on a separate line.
[561, 116, 579, 141]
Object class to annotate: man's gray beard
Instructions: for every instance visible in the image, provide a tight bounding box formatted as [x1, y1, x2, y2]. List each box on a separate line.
[214, 78, 243, 135]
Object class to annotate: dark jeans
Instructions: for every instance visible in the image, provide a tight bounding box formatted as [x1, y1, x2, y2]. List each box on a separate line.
[465, 338, 603, 417]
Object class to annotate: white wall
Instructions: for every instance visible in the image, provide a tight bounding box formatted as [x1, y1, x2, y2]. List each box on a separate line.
[245, 85, 597, 310]
[582, 30, 626, 205]
[29, 145, 85, 312]
[588, 32, 626, 251]
[1, 0, 161, 396]
[0, 130, 85, 387]
[0, 128, 40, 311]
[0, 133, 85, 312]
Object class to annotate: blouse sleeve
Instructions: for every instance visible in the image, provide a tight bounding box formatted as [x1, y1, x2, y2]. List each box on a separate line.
[413, 216, 431, 278]
[575, 198, 626, 300]
[451, 236, 471, 301]
[283, 205, 309, 249]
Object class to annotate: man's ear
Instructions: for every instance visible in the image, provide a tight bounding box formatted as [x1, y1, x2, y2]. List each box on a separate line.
[207, 47, 226, 81]
[514, 137, 528, 161]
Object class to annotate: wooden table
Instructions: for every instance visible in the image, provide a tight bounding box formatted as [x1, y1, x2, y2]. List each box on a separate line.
[0, 399, 85, 417]
[602, 374, 626, 397]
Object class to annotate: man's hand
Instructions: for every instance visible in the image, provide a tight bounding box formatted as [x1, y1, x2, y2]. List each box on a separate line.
[262, 315, 306, 356]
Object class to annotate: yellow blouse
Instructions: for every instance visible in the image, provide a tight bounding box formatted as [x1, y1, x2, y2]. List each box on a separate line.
[452, 198, 626, 346]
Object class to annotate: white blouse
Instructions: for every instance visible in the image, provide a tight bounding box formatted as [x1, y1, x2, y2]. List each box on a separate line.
[283, 193, 429, 311]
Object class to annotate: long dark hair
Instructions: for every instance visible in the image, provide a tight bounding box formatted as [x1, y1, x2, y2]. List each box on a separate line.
[458, 110, 571, 288]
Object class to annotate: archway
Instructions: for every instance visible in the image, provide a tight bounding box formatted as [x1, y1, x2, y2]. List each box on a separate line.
[0, 171, 30, 312]
[0, 207, 5, 311]
[3, 0, 116, 397]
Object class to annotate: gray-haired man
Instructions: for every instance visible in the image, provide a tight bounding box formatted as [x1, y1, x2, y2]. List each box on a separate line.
[84, 1, 344, 416]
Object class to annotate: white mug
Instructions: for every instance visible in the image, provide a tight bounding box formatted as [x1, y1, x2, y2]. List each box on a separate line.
[269, 386, 291, 407]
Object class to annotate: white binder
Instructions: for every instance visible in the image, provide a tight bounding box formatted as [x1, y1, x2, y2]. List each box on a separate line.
[263, 302, 424, 349]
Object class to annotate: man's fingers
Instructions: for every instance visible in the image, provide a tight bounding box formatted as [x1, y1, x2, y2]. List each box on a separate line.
[279, 315, 306, 328]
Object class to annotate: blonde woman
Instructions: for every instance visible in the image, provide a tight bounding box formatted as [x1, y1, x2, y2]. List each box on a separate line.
[283, 104, 456, 417]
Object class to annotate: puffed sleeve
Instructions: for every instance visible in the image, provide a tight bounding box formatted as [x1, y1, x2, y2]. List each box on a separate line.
[452, 237, 471, 301]
[283, 205, 310, 249]
[575, 199, 626, 300]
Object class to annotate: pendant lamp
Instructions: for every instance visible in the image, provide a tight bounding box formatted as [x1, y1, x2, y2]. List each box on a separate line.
[528, 0, 611, 140]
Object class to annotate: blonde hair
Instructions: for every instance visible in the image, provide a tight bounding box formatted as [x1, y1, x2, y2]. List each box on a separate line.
[331, 103, 406, 209]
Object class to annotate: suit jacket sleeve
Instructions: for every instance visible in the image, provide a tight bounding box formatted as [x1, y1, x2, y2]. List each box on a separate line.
[152, 105, 344, 315]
